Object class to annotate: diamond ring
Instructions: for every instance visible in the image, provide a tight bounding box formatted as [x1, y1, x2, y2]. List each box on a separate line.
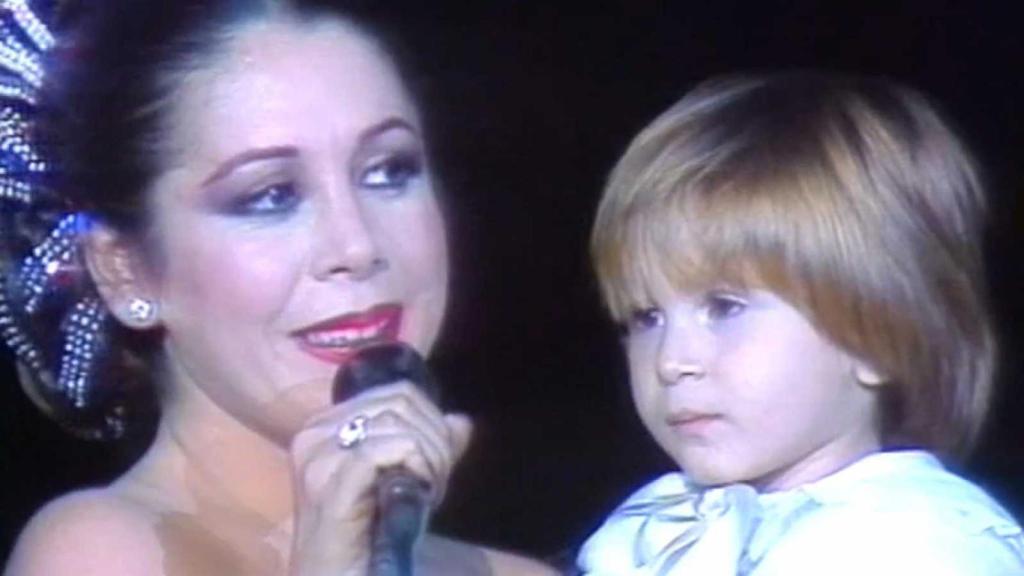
[336, 414, 370, 449]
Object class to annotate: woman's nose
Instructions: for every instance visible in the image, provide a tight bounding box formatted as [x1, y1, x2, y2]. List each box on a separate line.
[310, 191, 386, 281]
[655, 322, 708, 386]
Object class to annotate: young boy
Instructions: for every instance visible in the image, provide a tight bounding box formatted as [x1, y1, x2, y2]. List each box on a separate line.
[579, 72, 1024, 574]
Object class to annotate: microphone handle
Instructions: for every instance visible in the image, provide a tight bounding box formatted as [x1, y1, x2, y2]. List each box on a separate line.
[330, 343, 437, 576]
[368, 468, 431, 576]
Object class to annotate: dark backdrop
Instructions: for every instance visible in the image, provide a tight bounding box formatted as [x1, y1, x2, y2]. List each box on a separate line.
[2, 0, 1022, 565]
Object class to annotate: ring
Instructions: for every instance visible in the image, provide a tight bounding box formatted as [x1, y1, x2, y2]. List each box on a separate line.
[336, 414, 369, 449]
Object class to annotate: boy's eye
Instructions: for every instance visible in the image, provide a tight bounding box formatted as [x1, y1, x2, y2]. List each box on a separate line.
[701, 291, 747, 323]
[625, 307, 665, 333]
[360, 153, 423, 192]
[227, 182, 301, 215]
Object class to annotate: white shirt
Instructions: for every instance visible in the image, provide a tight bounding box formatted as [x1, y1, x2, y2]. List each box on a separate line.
[577, 451, 1024, 575]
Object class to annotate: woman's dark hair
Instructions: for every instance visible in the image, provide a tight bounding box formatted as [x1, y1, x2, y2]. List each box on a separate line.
[16, 0, 419, 440]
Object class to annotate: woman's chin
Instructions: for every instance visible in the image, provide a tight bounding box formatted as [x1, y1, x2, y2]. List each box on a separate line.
[254, 380, 334, 440]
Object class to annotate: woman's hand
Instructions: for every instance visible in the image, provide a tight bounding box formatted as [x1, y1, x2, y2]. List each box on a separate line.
[287, 381, 472, 576]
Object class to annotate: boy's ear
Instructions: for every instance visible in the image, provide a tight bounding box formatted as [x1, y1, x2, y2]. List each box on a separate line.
[853, 360, 888, 388]
[82, 223, 161, 329]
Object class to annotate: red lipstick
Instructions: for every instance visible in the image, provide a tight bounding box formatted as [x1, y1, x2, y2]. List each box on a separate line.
[293, 303, 403, 365]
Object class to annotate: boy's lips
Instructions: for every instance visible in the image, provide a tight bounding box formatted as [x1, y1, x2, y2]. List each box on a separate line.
[293, 303, 403, 364]
[667, 410, 722, 435]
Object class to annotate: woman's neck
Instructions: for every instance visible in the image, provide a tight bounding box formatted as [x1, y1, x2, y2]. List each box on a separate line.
[121, 371, 297, 530]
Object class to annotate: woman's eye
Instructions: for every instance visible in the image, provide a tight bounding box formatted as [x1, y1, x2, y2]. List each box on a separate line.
[227, 182, 301, 215]
[360, 153, 423, 192]
[625, 307, 665, 333]
[701, 292, 747, 322]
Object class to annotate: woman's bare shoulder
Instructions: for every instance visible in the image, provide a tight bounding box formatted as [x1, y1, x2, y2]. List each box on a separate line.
[4, 487, 166, 576]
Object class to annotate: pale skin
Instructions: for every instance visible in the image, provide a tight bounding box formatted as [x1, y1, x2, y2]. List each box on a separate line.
[5, 16, 556, 576]
[624, 276, 886, 492]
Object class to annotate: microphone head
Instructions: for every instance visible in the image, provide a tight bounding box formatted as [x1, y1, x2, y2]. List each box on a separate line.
[332, 342, 440, 405]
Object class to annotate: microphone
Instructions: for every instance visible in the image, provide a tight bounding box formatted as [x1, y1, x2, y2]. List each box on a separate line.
[332, 343, 440, 576]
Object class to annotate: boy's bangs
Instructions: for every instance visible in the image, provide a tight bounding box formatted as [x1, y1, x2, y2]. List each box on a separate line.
[599, 175, 804, 320]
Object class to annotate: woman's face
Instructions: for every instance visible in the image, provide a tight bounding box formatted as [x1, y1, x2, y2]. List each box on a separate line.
[140, 19, 448, 441]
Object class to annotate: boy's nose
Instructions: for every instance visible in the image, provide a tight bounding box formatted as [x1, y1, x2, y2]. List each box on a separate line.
[656, 322, 708, 386]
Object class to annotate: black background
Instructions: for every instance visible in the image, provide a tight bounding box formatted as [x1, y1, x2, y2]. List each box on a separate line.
[2, 0, 1022, 565]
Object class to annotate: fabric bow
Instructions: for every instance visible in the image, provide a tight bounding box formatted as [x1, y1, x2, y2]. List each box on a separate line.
[578, 473, 764, 575]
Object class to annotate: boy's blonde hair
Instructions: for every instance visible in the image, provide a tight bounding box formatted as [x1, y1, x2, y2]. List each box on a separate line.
[591, 72, 993, 458]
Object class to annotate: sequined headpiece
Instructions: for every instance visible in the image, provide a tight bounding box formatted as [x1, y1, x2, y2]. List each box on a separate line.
[1, 0, 121, 439]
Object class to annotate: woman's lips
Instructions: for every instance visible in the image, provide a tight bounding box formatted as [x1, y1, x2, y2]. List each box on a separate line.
[293, 303, 403, 364]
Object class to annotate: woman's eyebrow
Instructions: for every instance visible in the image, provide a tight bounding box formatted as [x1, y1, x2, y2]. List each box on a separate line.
[201, 118, 417, 186]
[202, 145, 299, 186]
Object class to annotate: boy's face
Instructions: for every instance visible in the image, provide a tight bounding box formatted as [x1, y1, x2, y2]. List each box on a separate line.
[624, 280, 883, 491]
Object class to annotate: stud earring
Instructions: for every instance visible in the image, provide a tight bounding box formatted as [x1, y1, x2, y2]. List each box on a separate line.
[127, 297, 156, 325]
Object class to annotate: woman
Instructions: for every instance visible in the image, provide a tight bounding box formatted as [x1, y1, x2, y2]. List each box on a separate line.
[0, 1, 556, 574]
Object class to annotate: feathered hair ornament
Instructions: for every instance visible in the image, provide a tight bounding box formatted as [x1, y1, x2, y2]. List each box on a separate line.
[1, 0, 121, 439]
